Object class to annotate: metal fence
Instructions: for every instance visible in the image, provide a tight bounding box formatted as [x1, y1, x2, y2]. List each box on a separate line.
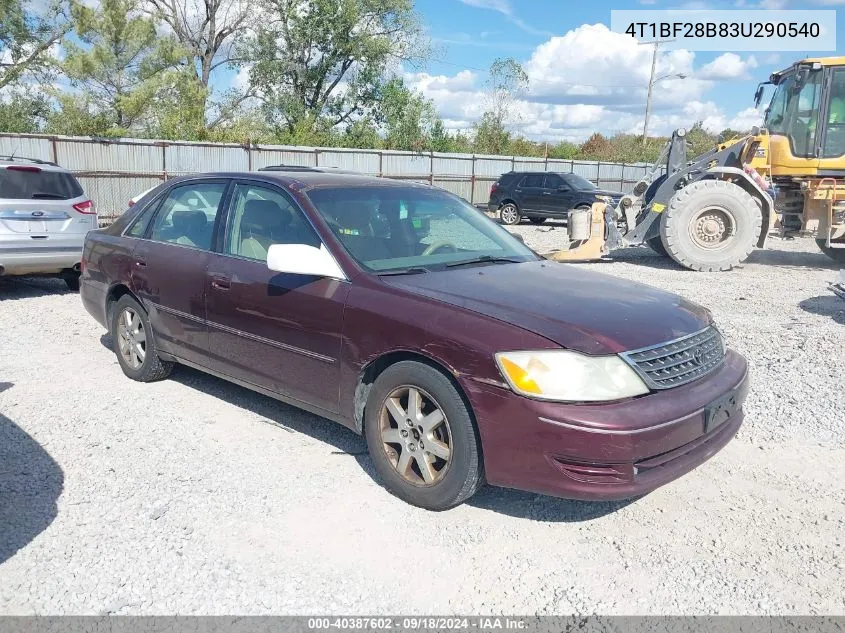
[0, 133, 651, 221]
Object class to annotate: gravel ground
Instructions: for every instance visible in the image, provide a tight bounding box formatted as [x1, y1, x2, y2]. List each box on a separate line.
[0, 232, 843, 615]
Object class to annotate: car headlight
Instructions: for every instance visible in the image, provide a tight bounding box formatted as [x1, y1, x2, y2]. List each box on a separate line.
[495, 350, 650, 402]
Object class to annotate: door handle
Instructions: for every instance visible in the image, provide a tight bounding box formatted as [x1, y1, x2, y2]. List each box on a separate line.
[542, 191, 551, 195]
[134, 258, 147, 268]
[210, 275, 231, 290]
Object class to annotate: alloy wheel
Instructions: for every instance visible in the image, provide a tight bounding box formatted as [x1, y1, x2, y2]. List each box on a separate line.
[378, 386, 452, 487]
[117, 307, 146, 369]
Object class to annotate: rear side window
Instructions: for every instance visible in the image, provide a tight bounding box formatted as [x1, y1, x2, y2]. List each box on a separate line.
[520, 174, 544, 188]
[498, 173, 519, 187]
[148, 182, 227, 251]
[0, 167, 84, 200]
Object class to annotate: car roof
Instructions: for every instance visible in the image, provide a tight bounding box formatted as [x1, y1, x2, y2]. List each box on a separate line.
[167, 171, 433, 191]
[0, 156, 68, 172]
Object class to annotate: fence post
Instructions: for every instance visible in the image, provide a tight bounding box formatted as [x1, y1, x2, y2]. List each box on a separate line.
[50, 137, 58, 164]
[315, 148, 320, 166]
[429, 151, 434, 185]
[378, 151, 383, 177]
[471, 155, 477, 205]
[161, 143, 167, 181]
[596, 160, 601, 187]
[247, 139, 253, 171]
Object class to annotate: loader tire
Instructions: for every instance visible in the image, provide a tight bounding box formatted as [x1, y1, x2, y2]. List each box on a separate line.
[646, 235, 669, 257]
[661, 180, 761, 272]
[817, 239, 845, 263]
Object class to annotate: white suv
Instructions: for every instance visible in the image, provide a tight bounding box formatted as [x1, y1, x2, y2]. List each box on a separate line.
[0, 156, 96, 290]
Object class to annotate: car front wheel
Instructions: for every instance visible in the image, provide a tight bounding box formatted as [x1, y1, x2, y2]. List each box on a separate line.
[364, 361, 484, 510]
[111, 295, 174, 382]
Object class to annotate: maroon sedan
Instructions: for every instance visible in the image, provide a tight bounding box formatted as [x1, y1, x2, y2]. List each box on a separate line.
[80, 172, 749, 510]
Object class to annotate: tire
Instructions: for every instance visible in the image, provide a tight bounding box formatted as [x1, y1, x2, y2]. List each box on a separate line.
[499, 202, 521, 225]
[63, 272, 80, 291]
[363, 361, 484, 510]
[528, 217, 547, 225]
[817, 239, 845, 263]
[661, 180, 762, 272]
[646, 235, 669, 257]
[110, 294, 174, 382]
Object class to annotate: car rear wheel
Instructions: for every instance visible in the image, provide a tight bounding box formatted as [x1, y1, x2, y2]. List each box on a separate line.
[528, 217, 547, 225]
[499, 203, 521, 225]
[111, 295, 174, 382]
[364, 361, 484, 510]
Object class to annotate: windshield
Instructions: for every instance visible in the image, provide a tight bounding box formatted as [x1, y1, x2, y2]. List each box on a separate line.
[306, 186, 539, 272]
[563, 174, 597, 190]
[0, 168, 83, 200]
[764, 69, 823, 157]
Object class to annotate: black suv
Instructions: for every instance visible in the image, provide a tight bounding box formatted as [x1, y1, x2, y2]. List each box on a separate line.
[488, 171, 623, 225]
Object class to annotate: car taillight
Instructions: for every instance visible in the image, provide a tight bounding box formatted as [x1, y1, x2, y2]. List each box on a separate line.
[73, 199, 96, 214]
[127, 199, 135, 207]
[490, 182, 499, 194]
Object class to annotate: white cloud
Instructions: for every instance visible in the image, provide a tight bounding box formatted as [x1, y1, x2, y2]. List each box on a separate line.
[697, 53, 758, 80]
[407, 22, 766, 143]
[458, 0, 552, 36]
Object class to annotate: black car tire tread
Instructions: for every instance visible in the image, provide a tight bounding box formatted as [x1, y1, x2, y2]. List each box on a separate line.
[646, 235, 669, 257]
[528, 217, 547, 224]
[63, 273, 80, 291]
[364, 361, 484, 511]
[817, 238, 845, 263]
[111, 295, 174, 382]
[661, 180, 761, 272]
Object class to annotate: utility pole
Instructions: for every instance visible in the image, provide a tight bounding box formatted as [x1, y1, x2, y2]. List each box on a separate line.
[640, 39, 675, 147]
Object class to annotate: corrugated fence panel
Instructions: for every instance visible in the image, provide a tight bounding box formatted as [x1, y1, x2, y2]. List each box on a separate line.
[598, 163, 625, 179]
[251, 147, 316, 169]
[547, 159, 574, 173]
[473, 177, 495, 204]
[381, 152, 431, 177]
[572, 161, 600, 181]
[59, 139, 161, 174]
[165, 143, 249, 174]
[513, 158, 545, 171]
[474, 157, 513, 177]
[0, 135, 52, 161]
[433, 153, 472, 176]
[77, 175, 164, 219]
[433, 179, 472, 201]
[317, 149, 380, 174]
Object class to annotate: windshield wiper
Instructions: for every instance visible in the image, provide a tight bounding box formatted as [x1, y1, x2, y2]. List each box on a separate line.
[377, 266, 430, 276]
[446, 255, 522, 269]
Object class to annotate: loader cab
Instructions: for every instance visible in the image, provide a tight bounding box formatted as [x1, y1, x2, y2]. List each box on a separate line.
[760, 57, 845, 177]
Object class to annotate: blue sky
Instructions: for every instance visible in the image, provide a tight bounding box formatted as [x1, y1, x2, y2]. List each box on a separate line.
[403, 0, 845, 141]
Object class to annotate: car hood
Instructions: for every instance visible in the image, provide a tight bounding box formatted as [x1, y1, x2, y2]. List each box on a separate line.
[383, 261, 711, 355]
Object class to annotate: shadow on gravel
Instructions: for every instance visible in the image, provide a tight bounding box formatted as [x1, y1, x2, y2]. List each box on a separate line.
[467, 486, 637, 522]
[745, 247, 840, 270]
[0, 383, 65, 565]
[799, 295, 845, 325]
[0, 276, 72, 301]
[97, 337, 638, 521]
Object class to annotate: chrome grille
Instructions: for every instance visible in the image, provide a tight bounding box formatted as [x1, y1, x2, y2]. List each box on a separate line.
[621, 326, 725, 390]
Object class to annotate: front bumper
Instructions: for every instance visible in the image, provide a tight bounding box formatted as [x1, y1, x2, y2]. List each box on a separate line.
[464, 350, 749, 501]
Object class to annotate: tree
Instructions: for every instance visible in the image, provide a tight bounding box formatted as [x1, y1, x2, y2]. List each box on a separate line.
[245, 0, 428, 135]
[61, 0, 184, 135]
[0, 0, 69, 89]
[717, 128, 746, 144]
[379, 78, 437, 151]
[473, 57, 528, 155]
[0, 92, 48, 131]
[145, 0, 251, 123]
[429, 119, 450, 153]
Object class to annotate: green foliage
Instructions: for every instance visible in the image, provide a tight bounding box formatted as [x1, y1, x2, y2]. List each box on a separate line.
[245, 0, 427, 135]
[0, 0, 68, 88]
[0, 92, 48, 132]
[379, 78, 437, 151]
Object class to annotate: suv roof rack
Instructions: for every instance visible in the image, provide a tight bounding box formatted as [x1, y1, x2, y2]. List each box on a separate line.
[257, 164, 358, 174]
[0, 155, 59, 167]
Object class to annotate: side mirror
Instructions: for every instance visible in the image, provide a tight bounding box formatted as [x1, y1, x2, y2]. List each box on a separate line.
[266, 243, 346, 280]
[512, 233, 525, 244]
[754, 84, 764, 107]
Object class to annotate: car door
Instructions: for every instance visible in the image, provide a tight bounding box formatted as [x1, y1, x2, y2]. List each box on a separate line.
[542, 173, 572, 216]
[130, 179, 230, 366]
[515, 174, 545, 211]
[204, 180, 350, 414]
